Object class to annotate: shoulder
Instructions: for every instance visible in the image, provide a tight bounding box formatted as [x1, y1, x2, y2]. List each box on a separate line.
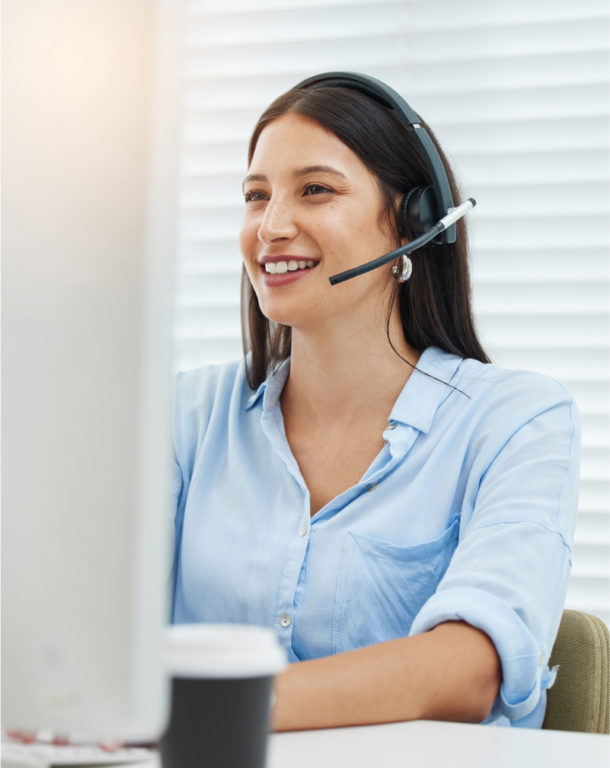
[416, 349, 580, 466]
[444, 356, 580, 469]
[417, 347, 578, 435]
[173, 358, 254, 450]
[453, 356, 577, 422]
[174, 358, 249, 411]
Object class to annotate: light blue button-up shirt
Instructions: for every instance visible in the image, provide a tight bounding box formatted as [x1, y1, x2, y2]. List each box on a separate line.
[171, 346, 580, 727]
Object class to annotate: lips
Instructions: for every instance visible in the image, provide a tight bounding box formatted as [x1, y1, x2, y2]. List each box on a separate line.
[263, 259, 317, 274]
[257, 256, 320, 286]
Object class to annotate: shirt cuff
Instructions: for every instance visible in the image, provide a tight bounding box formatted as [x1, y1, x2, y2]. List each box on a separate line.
[409, 586, 557, 723]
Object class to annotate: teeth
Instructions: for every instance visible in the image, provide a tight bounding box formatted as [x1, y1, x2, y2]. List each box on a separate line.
[264, 260, 317, 274]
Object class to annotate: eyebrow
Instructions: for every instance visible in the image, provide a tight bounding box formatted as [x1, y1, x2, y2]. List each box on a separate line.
[242, 165, 347, 190]
[295, 165, 347, 179]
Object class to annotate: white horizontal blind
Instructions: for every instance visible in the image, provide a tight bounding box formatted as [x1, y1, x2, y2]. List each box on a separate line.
[174, 0, 610, 624]
[401, 0, 610, 627]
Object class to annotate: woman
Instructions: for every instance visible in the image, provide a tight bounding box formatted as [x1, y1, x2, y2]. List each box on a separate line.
[171, 73, 580, 730]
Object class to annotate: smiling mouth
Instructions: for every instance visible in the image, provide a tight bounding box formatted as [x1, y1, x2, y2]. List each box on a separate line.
[263, 259, 318, 275]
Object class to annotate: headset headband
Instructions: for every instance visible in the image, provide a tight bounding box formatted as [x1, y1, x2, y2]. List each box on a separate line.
[295, 71, 457, 244]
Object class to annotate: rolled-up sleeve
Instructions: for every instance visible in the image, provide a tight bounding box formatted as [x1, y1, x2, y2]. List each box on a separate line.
[410, 393, 580, 725]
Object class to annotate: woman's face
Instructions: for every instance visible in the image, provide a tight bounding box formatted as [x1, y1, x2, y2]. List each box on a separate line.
[239, 112, 401, 332]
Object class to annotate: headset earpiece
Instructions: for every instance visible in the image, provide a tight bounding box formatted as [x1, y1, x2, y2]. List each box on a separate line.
[400, 187, 438, 239]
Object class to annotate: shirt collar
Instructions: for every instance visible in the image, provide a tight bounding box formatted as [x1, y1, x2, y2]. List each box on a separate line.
[389, 346, 464, 433]
[245, 357, 290, 411]
[245, 347, 465, 432]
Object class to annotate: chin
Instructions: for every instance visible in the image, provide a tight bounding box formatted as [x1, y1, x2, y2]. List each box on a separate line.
[259, 309, 298, 328]
[254, 294, 308, 328]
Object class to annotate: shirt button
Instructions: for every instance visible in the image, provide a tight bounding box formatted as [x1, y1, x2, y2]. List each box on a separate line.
[279, 613, 292, 628]
[298, 526, 308, 537]
[368, 483, 378, 492]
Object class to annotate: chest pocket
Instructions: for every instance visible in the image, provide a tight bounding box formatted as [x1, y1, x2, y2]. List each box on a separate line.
[332, 517, 459, 654]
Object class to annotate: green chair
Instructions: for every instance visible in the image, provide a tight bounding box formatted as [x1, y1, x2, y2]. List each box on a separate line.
[543, 609, 609, 734]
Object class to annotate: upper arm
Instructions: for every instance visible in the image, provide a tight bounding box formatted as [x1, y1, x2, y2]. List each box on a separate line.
[411, 385, 581, 724]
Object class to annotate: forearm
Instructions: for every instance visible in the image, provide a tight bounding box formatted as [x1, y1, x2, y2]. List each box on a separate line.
[272, 621, 500, 731]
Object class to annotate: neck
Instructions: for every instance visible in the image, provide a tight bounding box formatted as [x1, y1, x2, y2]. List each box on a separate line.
[281, 304, 420, 425]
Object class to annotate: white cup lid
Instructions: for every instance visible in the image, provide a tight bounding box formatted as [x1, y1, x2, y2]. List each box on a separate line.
[165, 623, 287, 679]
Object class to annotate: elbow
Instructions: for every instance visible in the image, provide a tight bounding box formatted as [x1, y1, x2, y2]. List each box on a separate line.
[458, 666, 501, 724]
[421, 622, 502, 724]
[433, 678, 498, 725]
[421, 666, 501, 725]
[464, 688, 498, 724]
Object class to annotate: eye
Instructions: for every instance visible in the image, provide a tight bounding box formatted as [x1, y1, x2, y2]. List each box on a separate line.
[303, 183, 333, 196]
[244, 189, 269, 203]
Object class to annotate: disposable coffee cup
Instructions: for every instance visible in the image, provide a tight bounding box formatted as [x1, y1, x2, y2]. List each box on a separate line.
[160, 623, 286, 768]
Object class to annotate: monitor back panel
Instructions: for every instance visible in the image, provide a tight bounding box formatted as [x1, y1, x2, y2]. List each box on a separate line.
[1, 0, 179, 739]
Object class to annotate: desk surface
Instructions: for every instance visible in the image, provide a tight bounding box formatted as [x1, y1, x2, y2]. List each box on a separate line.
[268, 721, 609, 767]
[132, 720, 608, 768]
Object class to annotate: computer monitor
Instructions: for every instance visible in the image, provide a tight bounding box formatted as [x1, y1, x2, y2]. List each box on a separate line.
[1, 0, 180, 739]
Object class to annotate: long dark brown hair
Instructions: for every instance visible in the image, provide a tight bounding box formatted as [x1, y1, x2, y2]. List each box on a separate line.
[241, 81, 490, 389]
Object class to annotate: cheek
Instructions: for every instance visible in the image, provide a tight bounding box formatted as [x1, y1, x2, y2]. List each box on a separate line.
[326, 220, 385, 268]
[312, 216, 354, 265]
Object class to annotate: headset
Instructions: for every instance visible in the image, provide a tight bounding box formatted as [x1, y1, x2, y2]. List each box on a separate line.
[294, 72, 475, 285]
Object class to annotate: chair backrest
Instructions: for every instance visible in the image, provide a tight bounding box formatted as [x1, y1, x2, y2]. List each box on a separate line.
[543, 609, 609, 734]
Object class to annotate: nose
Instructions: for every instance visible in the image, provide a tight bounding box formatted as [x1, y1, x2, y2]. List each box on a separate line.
[257, 196, 298, 244]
